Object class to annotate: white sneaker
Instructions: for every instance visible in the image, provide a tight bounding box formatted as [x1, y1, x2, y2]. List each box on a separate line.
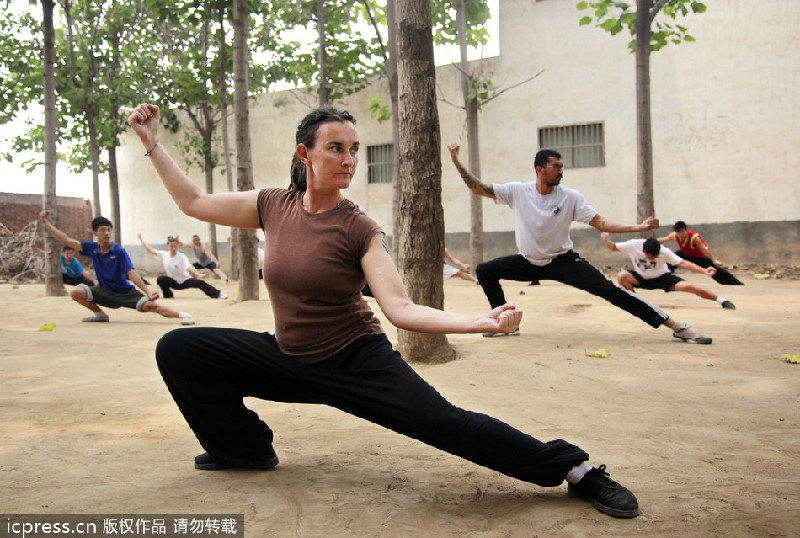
[217, 291, 227, 299]
[179, 313, 196, 325]
[82, 311, 109, 322]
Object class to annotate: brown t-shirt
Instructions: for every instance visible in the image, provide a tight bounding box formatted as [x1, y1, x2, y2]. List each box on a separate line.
[258, 188, 385, 363]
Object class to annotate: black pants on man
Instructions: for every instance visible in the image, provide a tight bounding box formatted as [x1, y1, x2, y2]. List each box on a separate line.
[157, 276, 221, 298]
[675, 253, 744, 285]
[63, 274, 94, 287]
[156, 329, 588, 487]
[476, 252, 669, 328]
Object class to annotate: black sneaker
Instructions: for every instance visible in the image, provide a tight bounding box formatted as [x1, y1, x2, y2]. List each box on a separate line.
[194, 451, 279, 471]
[721, 300, 736, 310]
[568, 465, 640, 518]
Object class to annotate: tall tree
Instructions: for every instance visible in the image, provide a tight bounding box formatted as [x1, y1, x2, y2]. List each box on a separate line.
[233, 0, 258, 300]
[394, 0, 454, 363]
[578, 0, 706, 228]
[217, 0, 238, 280]
[61, 0, 107, 218]
[456, 0, 484, 271]
[42, 0, 63, 296]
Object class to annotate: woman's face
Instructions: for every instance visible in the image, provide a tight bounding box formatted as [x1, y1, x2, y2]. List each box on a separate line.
[302, 120, 359, 191]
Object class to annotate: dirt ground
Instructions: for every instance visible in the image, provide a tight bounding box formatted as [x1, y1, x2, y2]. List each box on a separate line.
[2, 272, 799, 537]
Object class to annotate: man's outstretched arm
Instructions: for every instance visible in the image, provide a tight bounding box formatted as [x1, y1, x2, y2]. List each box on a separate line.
[39, 210, 82, 250]
[447, 142, 496, 199]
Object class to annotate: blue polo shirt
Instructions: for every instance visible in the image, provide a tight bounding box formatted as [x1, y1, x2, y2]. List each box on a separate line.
[80, 242, 135, 294]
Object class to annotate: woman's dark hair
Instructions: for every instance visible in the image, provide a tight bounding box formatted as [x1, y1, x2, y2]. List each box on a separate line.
[289, 107, 356, 191]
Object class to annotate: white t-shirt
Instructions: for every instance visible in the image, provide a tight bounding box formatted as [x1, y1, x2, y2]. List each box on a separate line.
[616, 239, 683, 279]
[155, 250, 193, 284]
[493, 182, 597, 266]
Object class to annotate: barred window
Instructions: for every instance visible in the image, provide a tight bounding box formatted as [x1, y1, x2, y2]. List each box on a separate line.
[538, 123, 605, 169]
[367, 144, 393, 184]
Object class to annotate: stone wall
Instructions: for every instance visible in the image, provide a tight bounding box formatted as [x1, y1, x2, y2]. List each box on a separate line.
[0, 192, 93, 242]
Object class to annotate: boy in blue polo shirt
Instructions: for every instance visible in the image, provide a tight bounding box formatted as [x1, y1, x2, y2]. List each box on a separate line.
[39, 211, 195, 325]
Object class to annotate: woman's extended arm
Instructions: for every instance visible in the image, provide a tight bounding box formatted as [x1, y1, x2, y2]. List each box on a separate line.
[361, 234, 521, 334]
[127, 103, 260, 229]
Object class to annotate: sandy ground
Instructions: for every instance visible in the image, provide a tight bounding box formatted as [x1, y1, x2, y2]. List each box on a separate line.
[1, 273, 799, 537]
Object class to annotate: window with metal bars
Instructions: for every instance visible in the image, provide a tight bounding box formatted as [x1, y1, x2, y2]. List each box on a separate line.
[367, 144, 393, 184]
[538, 123, 605, 169]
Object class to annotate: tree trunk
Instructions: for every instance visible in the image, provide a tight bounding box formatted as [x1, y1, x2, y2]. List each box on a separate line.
[317, 0, 329, 105]
[635, 0, 655, 234]
[42, 0, 62, 297]
[457, 0, 484, 270]
[218, 1, 239, 280]
[233, 0, 258, 300]
[395, 0, 455, 364]
[387, 0, 400, 262]
[107, 145, 121, 244]
[88, 110, 102, 218]
[201, 103, 218, 258]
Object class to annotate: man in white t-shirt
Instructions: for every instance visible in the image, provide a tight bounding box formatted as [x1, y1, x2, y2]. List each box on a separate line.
[138, 234, 227, 299]
[601, 233, 735, 309]
[447, 143, 712, 344]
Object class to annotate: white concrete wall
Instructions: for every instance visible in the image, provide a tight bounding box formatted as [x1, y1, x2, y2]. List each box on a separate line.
[118, 0, 799, 257]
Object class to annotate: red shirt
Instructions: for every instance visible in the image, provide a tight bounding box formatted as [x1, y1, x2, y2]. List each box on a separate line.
[676, 230, 708, 258]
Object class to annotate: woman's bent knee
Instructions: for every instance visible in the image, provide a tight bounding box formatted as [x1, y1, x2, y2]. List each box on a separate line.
[156, 328, 196, 369]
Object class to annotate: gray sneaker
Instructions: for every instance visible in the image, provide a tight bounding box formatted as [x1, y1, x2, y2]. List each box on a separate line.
[672, 323, 712, 344]
[482, 328, 520, 338]
[82, 311, 110, 322]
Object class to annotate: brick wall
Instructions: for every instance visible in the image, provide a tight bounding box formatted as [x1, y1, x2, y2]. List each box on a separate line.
[0, 192, 93, 242]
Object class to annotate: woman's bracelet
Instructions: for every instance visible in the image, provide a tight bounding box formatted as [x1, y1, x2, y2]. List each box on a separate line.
[144, 139, 159, 157]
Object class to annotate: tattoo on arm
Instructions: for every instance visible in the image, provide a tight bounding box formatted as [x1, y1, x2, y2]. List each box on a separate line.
[458, 164, 494, 196]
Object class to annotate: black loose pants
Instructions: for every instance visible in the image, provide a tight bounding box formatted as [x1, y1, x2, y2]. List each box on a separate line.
[157, 276, 221, 298]
[476, 252, 669, 328]
[156, 328, 588, 487]
[675, 253, 744, 285]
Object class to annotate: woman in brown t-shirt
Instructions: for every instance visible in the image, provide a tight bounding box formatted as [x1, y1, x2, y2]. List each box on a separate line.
[126, 103, 639, 519]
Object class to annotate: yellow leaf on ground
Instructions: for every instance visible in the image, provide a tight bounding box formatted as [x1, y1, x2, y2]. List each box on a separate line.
[780, 354, 800, 364]
[585, 348, 610, 358]
[38, 323, 56, 332]
[753, 274, 771, 280]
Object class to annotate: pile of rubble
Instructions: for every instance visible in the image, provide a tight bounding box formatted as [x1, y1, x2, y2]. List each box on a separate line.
[0, 221, 44, 283]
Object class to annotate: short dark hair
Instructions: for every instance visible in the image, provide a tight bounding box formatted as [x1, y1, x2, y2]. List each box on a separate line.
[167, 236, 178, 243]
[289, 106, 356, 192]
[62, 246, 74, 252]
[673, 220, 687, 232]
[91, 216, 113, 231]
[643, 238, 661, 256]
[534, 149, 562, 169]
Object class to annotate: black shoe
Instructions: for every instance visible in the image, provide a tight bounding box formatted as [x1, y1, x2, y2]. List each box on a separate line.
[721, 300, 736, 310]
[568, 465, 640, 518]
[194, 451, 279, 471]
